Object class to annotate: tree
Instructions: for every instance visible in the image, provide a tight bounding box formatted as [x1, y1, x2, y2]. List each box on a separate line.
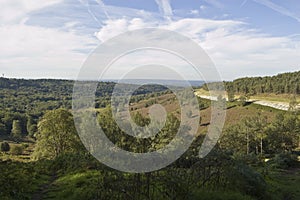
[1, 142, 10, 152]
[33, 108, 82, 160]
[221, 114, 268, 155]
[0, 123, 7, 135]
[228, 90, 235, 102]
[11, 120, 22, 139]
[10, 145, 23, 155]
[227, 83, 235, 102]
[26, 116, 37, 137]
[289, 95, 298, 111]
[239, 95, 248, 107]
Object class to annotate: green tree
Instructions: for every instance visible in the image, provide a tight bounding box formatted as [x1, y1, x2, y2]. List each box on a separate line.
[289, 95, 298, 111]
[1, 142, 10, 152]
[33, 108, 82, 160]
[11, 120, 22, 139]
[0, 123, 7, 135]
[228, 90, 235, 102]
[239, 95, 248, 107]
[26, 116, 37, 137]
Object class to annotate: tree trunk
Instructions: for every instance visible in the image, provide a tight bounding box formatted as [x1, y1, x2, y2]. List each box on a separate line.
[260, 137, 263, 155]
[246, 132, 249, 155]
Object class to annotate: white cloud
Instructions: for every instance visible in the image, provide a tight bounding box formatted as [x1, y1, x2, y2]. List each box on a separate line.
[96, 18, 154, 41]
[0, 23, 97, 78]
[0, 0, 98, 79]
[0, 0, 62, 24]
[155, 0, 173, 19]
[190, 10, 199, 15]
[1, 0, 299, 80]
[95, 17, 300, 80]
[200, 5, 207, 11]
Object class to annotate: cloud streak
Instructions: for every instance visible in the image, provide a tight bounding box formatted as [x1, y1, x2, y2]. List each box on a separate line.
[155, 0, 173, 19]
[95, 17, 300, 79]
[253, 0, 300, 23]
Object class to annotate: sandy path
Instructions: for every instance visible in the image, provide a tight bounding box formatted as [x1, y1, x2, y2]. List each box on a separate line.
[196, 94, 294, 111]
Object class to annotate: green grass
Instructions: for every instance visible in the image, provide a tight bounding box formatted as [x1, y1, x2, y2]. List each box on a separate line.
[266, 168, 300, 200]
[195, 88, 300, 103]
[189, 190, 254, 200]
[46, 170, 101, 200]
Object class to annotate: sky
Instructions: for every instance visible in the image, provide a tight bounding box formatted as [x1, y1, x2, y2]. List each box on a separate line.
[0, 0, 300, 80]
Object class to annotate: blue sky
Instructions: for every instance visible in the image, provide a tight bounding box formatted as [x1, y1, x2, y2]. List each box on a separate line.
[0, 0, 300, 80]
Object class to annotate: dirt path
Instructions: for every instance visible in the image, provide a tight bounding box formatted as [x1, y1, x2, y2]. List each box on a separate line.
[196, 94, 291, 111]
[32, 173, 57, 200]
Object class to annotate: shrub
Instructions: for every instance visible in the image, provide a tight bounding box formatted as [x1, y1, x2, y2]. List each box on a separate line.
[1, 142, 10, 152]
[10, 145, 23, 155]
[269, 152, 298, 169]
[226, 162, 266, 198]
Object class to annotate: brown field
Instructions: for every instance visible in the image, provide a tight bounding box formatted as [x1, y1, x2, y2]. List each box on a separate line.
[128, 93, 284, 135]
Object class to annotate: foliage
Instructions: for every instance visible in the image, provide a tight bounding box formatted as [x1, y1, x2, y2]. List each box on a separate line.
[1, 142, 10, 152]
[0, 160, 51, 200]
[221, 112, 300, 155]
[0, 76, 300, 199]
[268, 152, 299, 169]
[203, 70, 300, 95]
[11, 120, 22, 139]
[10, 145, 23, 155]
[33, 109, 83, 160]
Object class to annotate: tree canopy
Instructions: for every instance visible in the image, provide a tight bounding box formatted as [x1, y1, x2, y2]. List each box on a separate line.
[33, 108, 82, 159]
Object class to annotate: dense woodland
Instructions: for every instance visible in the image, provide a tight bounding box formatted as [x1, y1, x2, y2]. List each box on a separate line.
[203, 71, 300, 95]
[0, 74, 299, 200]
[0, 78, 168, 137]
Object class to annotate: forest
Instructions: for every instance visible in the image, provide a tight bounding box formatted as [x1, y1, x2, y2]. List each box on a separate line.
[202, 70, 300, 95]
[0, 73, 299, 200]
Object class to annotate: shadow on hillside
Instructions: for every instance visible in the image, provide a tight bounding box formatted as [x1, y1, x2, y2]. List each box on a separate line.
[226, 105, 237, 110]
[200, 122, 210, 127]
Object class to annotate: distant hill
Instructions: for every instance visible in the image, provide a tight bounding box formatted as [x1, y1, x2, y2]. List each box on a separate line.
[0, 78, 168, 117]
[104, 79, 205, 87]
[202, 71, 300, 95]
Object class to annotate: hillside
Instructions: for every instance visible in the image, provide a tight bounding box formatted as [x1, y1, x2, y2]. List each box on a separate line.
[198, 71, 300, 111]
[202, 70, 300, 95]
[0, 78, 168, 137]
[0, 77, 299, 200]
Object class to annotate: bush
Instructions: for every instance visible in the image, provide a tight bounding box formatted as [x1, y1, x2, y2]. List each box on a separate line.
[1, 142, 10, 152]
[269, 152, 298, 169]
[226, 162, 267, 198]
[10, 145, 23, 155]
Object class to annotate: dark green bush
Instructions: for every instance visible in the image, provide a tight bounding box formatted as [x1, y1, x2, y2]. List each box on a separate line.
[269, 152, 298, 169]
[1, 142, 10, 152]
[226, 162, 266, 198]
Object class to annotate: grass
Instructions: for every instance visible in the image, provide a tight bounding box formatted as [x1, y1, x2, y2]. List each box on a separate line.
[46, 170, 101, 200]
[266, 167, 300, 200]
[125, 91, 284, 135]
[189, 190, 254, 200]
[197, 101, 282, 134]
[195, 88, 300, 103]
[194, 88, 211, 96]
[0, 139, 34, 162]
[250, 93, 300, 103]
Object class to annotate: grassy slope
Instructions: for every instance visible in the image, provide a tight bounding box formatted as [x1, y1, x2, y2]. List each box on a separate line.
[195, 88, 300, 103]
[0, 92, 298, 200]
[128, 92, 282, 134]
[266, 167, 300, 200]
